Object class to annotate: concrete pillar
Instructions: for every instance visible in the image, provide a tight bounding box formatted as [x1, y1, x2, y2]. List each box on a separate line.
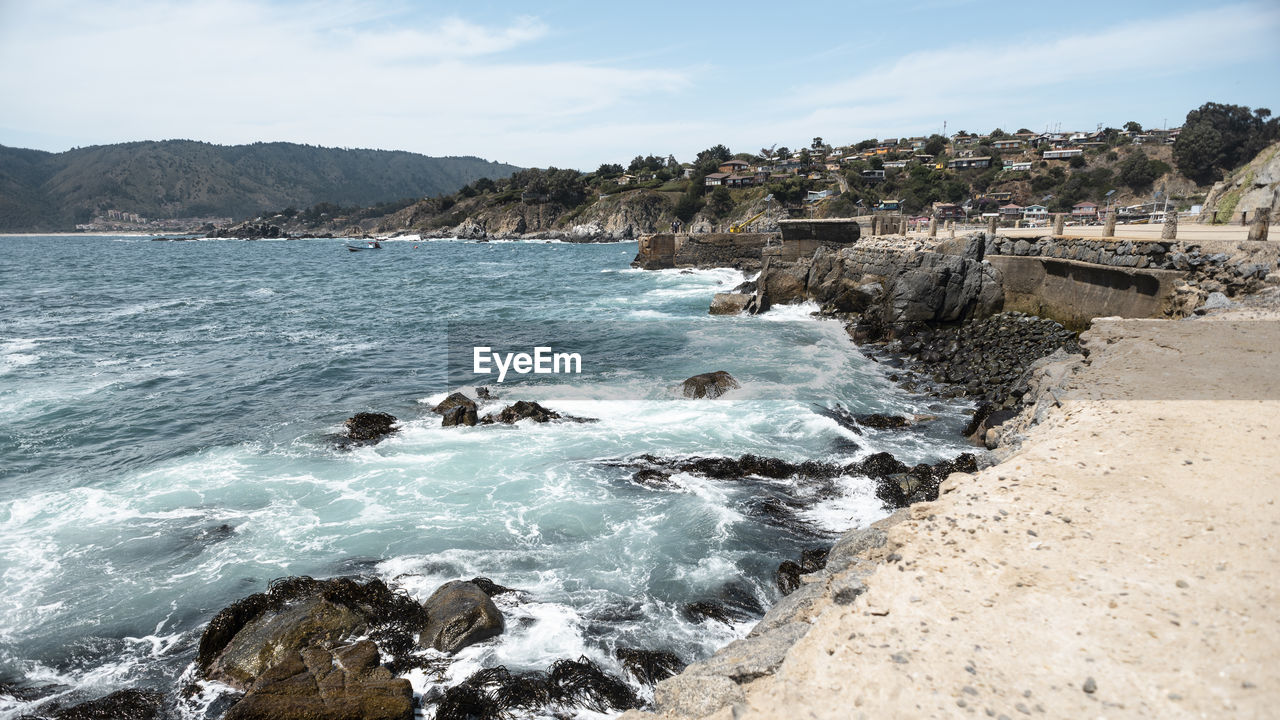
[1052, 214, 1065, 236]
[871, 216, 880, 236]
[948, 220, 956, 239]
[1103, 210, 1117, 237]
[987, 216, 998, 235]
[1161, 210, 1178, 240]
[1248, 207, 1271, 241]
[928, 215, 937, 237]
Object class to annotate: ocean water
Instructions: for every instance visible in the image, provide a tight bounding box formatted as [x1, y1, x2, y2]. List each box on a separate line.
[0, 235, 973, 718]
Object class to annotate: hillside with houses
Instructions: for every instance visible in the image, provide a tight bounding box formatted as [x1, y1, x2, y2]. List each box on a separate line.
[238, 102, 1275, 239]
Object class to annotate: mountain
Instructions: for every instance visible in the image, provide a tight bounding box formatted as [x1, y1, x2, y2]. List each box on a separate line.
[0, 140, 520, 231]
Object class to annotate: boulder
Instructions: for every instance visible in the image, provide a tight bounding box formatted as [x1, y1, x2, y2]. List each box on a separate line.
[709, 292, 751, 315]
[224, 641, 412, 720]
[198, 577, 428, 688]
[208, 596, 367, 688]
[681, 371, 740, 399]
[484, 400, 561, 424]
[419, 580, 504, 654]
[342, 413, 397, 444]
[441, 405, 478, 427]
[432, 392, 477, 416]
[855, 413, 911, 430]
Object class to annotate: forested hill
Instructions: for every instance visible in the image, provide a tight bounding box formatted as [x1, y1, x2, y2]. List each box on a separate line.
[0, 140, 520, 231]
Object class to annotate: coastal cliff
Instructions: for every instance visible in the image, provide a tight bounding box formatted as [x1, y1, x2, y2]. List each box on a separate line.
[1199, 141, 1280, 224]
[625, 288, 1280, 720]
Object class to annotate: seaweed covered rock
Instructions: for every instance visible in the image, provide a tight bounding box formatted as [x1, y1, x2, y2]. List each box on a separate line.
[224, 641, 412, 720]
[615, 648, 685, 686]
[855, 413, 911, 430]
[433, 657, 638, 720]
[680, 371, 740, 399]
[419, 580, 504, 654]
[432, 392, 477, 416]
[17, 689, 167, 720]
[341, 412, 398, 445]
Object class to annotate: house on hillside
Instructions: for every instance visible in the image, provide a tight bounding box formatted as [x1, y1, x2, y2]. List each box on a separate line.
[934, 202, 964, 219]
[617, 174, 636, 186]
[862, 169, 886, 184]
[883, 159, 909, 169]
[999, 203, 1024, 217]
[909, 137, 927, 150]
[875, 199, 902, 211]
[992, 139, 1024, 151]
[947, 156, 992, 170]
[1072, 201, 1099, 219]
[726, 173, 757, 188]
[981, 191, 1013, 202]
[807, 189, 832, 203]
[704, 173, 730, 187]
[718, 160, 752, 174]
[1043, 147, 1083, 160]
[1023, 204, 1049, 220]
[1003, 160, 1033, 172]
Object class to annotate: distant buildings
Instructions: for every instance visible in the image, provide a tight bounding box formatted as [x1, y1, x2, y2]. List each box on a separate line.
[1042, 147, 1083, 160]
[947, 156, 992, 170]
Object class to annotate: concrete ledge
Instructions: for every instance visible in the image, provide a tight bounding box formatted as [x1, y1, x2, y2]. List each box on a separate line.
[989, 254, 1185, 329]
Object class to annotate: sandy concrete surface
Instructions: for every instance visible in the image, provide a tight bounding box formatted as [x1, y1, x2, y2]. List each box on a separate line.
[648, 293, 1280, 719]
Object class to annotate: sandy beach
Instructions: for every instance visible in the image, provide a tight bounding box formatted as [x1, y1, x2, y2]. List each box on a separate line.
[633, 290, 1280, 719]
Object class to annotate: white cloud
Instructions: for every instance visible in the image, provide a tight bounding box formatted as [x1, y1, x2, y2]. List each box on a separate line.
[755, 3, 1280, 145]
[0, 0, 688, 166]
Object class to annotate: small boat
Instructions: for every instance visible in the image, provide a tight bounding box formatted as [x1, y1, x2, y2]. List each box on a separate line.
[346, 240, 383, 252]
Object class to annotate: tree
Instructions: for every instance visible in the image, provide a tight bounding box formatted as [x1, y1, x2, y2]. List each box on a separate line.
[776, 146, 791, 161]
[924, 135, 946, 156]
[1173, 101, 1280, 183]
[705, 186, 734, 217]
[694, 145, 732, 174]
[797, 148, 812, 167]
[990, 128, 1008, 139]
[674, 193, 703, 222]
[811, 137, 826, 151]
[596, 163, 623, 179]
[1069, 154, 1086, 169]
[1124, 121, 1143, 133]
[1117, 152, 1161, 189]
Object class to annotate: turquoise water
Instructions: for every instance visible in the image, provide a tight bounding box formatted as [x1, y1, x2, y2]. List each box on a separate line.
[0, 235, 972, 717]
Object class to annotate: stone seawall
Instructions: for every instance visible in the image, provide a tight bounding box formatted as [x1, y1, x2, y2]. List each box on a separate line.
[633, 232, 777, 271]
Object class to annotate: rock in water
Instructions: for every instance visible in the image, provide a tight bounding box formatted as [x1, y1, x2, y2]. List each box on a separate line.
[441, 404, 478, 427]
[855, 413, 912, 429]
[487, 400, 561, 424]
[419, 580, 505, 654]
[343, 412, 398, 444]
[224, 641, 413, 720]
[709, 292, 751, 315]
[432, 392, 477, 416]
[681, 371, 740, 399]
[197, 577, 429, 688]
[26, 689, 166, 720]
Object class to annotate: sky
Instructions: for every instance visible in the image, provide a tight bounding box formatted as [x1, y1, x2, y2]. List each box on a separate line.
[1, 0, 1278, 170]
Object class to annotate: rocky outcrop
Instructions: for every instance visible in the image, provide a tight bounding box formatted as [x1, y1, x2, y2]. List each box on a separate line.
[434, 190, 676, 242]
[680, 371, 740, 399]
[418, 581, 505, 654]
[1200, 141, 1280, 224]
[224, 641, 412, 720]
[708, 293, 751, 315]
[198, 577, 429, 689]
[755, 234, 1003, 334]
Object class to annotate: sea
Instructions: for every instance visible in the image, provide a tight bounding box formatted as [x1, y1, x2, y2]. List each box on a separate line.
[0, 235, 974, 718]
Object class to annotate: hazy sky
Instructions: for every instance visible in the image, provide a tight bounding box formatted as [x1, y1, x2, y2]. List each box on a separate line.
[1, 0, 1277, 169]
